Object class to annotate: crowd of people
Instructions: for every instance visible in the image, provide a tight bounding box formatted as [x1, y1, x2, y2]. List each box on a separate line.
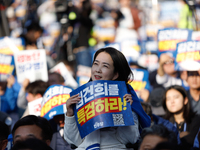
[0, 0, 200, 150]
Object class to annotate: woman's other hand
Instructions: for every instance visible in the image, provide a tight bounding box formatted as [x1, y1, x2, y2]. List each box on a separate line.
[66, 94, 81, 117]
[123, 94, 133, 105]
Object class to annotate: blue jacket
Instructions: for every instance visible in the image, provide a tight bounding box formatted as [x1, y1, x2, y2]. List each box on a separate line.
[0, 87, 17, 113]
[0, 80, 20, 113]
[127, 84, 151, 129]
[152, 114, 179, 134]
[152, 114, 181, 144]
[193, 128, 200, 148]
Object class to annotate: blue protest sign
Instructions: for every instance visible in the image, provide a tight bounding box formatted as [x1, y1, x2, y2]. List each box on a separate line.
[0, 53, 15, 81]
[130, 68, 150, 94]
[41, 85, 73, 120]
[0, 37, 25, 55]
[175, 40, 200, 71]
[70, 80, 134, 138]
[157, 28, 192, 58]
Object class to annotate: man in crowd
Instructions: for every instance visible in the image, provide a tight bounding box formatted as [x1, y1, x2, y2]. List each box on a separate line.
[186, 70, 200, 115]
[12, 115, 53, 146]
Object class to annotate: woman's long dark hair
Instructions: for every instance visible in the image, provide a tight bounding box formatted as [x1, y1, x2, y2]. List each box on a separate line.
[89, 47, 133, 83]
[163, 85, 195, 123]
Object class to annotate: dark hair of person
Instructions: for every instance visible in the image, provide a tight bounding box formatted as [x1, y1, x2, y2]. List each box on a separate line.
[140, 124, 178, 145]
[26, 80, 48, 96]
[11, 138, 53, 150]
[0, 121, 10, 141]
[26, 21, 43, 33]
[48, 72, 65, 86]
[12, 115, 53, 142]
[89, 47, 133, 83]
[140, 101, 152, 117]
[162, 85, 195, 124]
[153, 141, 180, 150]
[0, 81, 7, 91]
[82, 0, 92, 17]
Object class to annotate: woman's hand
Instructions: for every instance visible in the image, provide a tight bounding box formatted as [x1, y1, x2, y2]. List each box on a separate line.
[123, 94, 133, 105]
[66, 94, 81, 117]
[22, 78, 30, 92]
[7, 75, 15, 88]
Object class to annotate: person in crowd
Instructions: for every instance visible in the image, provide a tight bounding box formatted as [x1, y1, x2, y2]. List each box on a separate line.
[64, 47, 150, 149]
[186, 71, 200, 115]
[0, 121, 10, 150]
[178, 0, 196, 30]
[148, 87, 166, 117]
[0, 111, 12, 129]
[19, 20, 43, 50]
[12, 115, 53, 146]
[0, 75, 18, 113]
[17, 79, 30, 117]
[152, 141, 181, 150]
[162, 85, 200, 148]
[141, 102, 179, 135]
[139, 124, 178, 150]
[149, 53, 188, 89]
[58, 60, 76, 79]
[193, 128, 200, 149]
[64, 0, 94, 67]
[17, 80, 48, 118]
[0, 0, 13, 37]
[11, 138, 53, 150]
[114, 0, 141, 42]
[48, 72, 65, 86]
[50, 114, 72, 150]
[0, 75, 20, 129]
[47, 72, 72, 150]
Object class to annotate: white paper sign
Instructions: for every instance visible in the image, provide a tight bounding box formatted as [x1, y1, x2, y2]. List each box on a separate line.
[14, 49, 48, 83]
[50, 62, 78, 89]
[28, 97, 43, 116]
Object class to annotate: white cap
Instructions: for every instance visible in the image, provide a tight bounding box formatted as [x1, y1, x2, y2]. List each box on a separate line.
[179, 60, 200, 71]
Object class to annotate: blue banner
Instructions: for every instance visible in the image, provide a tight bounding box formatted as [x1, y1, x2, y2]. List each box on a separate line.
[157, 28, 192, 58]
[130, 68, 150, 93]
[175, 40, 200, 71]
[0, 37, 25, 55]
[70, 80, 134, 138]
[41, 85, 73, 120]
[0, 53, 15, 81]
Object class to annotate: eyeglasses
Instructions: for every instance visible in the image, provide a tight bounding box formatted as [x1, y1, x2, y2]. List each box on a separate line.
[163, 59, 174, 65]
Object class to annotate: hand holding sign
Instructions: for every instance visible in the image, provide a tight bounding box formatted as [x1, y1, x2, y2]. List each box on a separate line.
[22, 78, 30, 92]
[66, 94, 81, 117]
[123, 94, 133, 105]
[70, 80, 135, 138]
[7, 75, 15, 88]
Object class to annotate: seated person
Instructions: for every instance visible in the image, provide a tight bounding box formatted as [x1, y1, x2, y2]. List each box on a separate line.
[11, 138, 53, 150]
[0, 121, 10, 150]
[12, 115, 53, 146]
[139, 124, 178, 150]
[17, 80, 48, 118]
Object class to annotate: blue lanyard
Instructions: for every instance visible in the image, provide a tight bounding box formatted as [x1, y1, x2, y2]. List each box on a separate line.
[174, 122, 187, 132]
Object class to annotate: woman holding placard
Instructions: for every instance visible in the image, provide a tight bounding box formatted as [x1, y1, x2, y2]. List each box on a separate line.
[64, 47, 150, 149]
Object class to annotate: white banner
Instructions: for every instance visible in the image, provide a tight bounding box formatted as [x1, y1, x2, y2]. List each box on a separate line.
[28, 97, 43, 116]
[50, 62, 78, 89]
[14, 49, 48, 83]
